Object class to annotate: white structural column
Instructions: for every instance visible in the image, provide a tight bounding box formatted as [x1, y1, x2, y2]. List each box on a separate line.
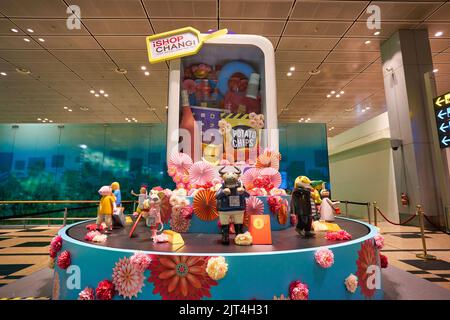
[380, 29, 448, 225]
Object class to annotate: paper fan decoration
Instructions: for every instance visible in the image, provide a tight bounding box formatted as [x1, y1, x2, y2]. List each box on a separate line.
[244, 196, 264, 227]
[255, 149, 281, 170]
[189, 161, 218, 188]
[277, 199, 289, 225]
[260, 167, 282, 188]
[159, 194, 172, 224]
[193, 189, 219, 221]
[168, 152, 193, 175]
[241, 167, 261, 189]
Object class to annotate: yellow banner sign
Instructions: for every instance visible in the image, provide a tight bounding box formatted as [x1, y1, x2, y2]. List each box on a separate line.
[146, 27, 228, 64]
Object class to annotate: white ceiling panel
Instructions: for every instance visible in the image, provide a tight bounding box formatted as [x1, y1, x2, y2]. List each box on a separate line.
[33, 35, 101, 49]
[291, 1, 368, 21]
[83, 19, 153, 35]
[284, 21, 352, 37]
[220, 0, 293, 19]
[11, 18, 89, 35]
[219, 20, 284, 36]
[70, 0, 147, 18]
[152, 19, 217, 34]
[143, 0, 217, 19]
[0, 0, 68, 18]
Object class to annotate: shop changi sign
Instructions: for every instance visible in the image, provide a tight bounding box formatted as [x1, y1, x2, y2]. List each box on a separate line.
[146, 27, 228, 64]
[433, 91, 450, 148]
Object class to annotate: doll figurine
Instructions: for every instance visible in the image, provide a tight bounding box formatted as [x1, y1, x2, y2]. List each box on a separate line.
[131, 185, 148, 216]
[319, 189, 340, 222]
[290, 176, 317, 238]
[142, 189, 164, 243]
[310, 180, 325, 205]
[216, 166, 250, 245]
[111, 182, 121, 207]
[97, 186, 115, 233]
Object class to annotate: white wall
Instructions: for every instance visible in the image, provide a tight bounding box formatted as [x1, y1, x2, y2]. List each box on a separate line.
[328, 113, 399, 222]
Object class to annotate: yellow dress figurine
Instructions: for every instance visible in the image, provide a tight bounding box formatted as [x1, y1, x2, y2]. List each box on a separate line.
[97, 186, 115, 233]
[310, 180, 325, 205]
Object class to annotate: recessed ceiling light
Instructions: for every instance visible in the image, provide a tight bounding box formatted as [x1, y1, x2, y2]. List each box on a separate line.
[326, 94, 331, 98]
[44, 118, 48, 121]
[90, 90, 95, 94]
[435, 31, 443, 37]
[63, 107, 68, 109]
[80, 106, 89, 111]
[308, 68, 321, 76]
[374, 31, 380, 36]
[125, 118, 129, 121]
[10, 28, 18, 33]
[127, 120, 131, 122]
[95, 93, 100, 97]
[134, 120, 138, 122]
[26, 28, 34, 33]
[141, 66, 147, 71]
[49, 120, 53, 123]
[330, 91, 336, 94]
[16, 67, 31, 74]
[336, 94, 341, 98]
[289, 66, 295, 71]
[331, 126, 334, 129]
[132, 118, 136, 121]
[79, 144, 87, 149]
[144, 71, 150, 76]
[42, 120, 47, 123]
[68, 109, 72, 112]
[104, 93, 109, 97]
[165, 106, 169, 109]
[99, 89, 104, 94]
[0, 72, 6, 76]
[366, 107, 371, 110]
[114, 67, 127, 74]
[433, 68, 439, 73]
[362, 109, 366, 113]
[286, 72, 292, 77]
[23, 38, 30, 42]
[38, 38, 45, 42]
[364, 40, 371, 45]
[340, 90, 344, 94]
[37, 118, 41, 121]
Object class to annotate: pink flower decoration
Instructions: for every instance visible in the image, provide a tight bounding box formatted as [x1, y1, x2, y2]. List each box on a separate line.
[248, 187, 267, 196]
[325, 230, 352, 241]
[241, 168, 261, 189]
[50, 235, 62, 252]
[379, 253, 388, 268]
[245, 196, 264, 215]
[112, 257, 145, 299]
[57, 250, 71, 270]
[344, 274, 358, 293]
[289, 280, 309, 300]
[96, 280, 115, 300]
[85, 230, 99, 241]
[49, 248, 57, 258]
[374, 234, 384, 249]
[259, 167, 282, 189]
[181, 206, 194, 220]
[78, 287, 95, 300]
[314, 248, 334, 268]
[130, 252, 152, 273]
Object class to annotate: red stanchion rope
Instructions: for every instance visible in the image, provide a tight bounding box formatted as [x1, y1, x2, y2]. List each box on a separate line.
[423, 214, 448, 233]
[376, 207, 417, 226]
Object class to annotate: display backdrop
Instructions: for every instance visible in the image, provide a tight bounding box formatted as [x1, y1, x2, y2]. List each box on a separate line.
[0, 123, 329, 218]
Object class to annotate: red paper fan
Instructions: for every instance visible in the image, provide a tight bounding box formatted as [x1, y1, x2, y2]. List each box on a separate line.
[193, 189, 218, 221]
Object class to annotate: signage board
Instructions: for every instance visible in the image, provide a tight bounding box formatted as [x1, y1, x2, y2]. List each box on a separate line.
[434, 92, 450, 148]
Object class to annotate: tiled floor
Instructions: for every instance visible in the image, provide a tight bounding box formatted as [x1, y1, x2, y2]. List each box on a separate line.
[376, 221, 450, 291]
[0, 226, 58, 289]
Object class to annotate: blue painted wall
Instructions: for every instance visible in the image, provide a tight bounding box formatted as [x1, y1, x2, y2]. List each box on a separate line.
[0, 123, 329, 217]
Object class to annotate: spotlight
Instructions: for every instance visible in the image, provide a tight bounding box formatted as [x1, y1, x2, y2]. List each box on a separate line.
[95, 93, 100, 97]
[433, 68, 439, 73]
[23, 38, 30, 42]
[364, 40, 371, 45]
[99, 89, 104, 94]
[0, 72, 6, 76]
[26, 28, 34, 33]
[340, 91, 344, 94]
[104, 93, 109, 97]
[330, 91, 335, 94]
[90, 90, 95, 94]
[374, 31, 380, 36]
[38, 38, 45, 42]
[141, 66, 147, 70]
[289, 66, 295, 71]
[286, 72, 292, 77]
[326, 94, 331, 98]
[435, 31, 443, 37]
[10, 28, 18, 33]
[144, 71, 150, 76]
[336, 94, 341, 98]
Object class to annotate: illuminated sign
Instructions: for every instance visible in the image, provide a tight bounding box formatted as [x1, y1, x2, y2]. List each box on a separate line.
[434, 103, 450, 149]
[433, 92, 450, 109]
[146, 27, 227, 64]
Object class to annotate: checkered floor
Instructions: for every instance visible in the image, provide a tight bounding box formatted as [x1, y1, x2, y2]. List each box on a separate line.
[0, 226, 58, 289]
[377, 222, 450, 291]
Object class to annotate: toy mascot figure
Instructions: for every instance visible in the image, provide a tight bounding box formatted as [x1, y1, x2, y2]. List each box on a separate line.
[216, 166, 249, 245]
[290, 176, 317, 238]
[111, 182, 121, 206]
[310, 180, 325, 205]
[319, 189, 340, 222]
[142, 188, 164, 243]
[111, 181, 126, 227]
[97, 186, 115, 233]
[131, 185, 148, 216]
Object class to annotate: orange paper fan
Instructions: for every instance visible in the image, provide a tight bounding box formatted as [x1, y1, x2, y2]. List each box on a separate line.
[193, 189, 218, 221]
[255, 149, 281, 170]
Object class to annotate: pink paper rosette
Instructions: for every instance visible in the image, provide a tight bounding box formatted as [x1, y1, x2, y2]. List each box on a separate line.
[314, 248, 334, 268]
[189, 161, 218, 188]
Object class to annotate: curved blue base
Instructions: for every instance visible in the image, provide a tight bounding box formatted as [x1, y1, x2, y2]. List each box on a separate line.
[53, 217, 383, 300]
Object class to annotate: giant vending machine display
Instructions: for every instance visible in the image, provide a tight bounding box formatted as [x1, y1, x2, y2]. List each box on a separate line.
[166, 33, 279, 167]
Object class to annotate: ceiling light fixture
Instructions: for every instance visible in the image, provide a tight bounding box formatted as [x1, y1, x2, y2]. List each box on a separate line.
[374, 31, 380, 36]
[95, 93, 100, 97]
[336, 94, 341, 98]
[165, 106, 169, 109]
[49, 120, 53, 123]
[141, 66, 147, 70]
[365, 107, 371, 110]
[16, 67, 31, 74]
[104, 93, 109, 97]
[330, 91, 335, 94]
[308, 68, 321, 76]
[286, 72, 292, 77]
[38, 38, 45, 42]
[326, 94, 331, 98]
[364, 40, 371, 45]
[79, 106, 89, 111]
[37, 118, 41, 121]
[433, 68, 439, 73]
[10, 28, 18, 33]
[63, 107, 68, 109]
[90, 90, 95, 94]
[26, 28, 34, 33]
[68, 109, 72, 112]
[340, 90, 344, 94]
[435, 31, 443, 37]
[362, 109, 366, 113]
[144, 71, 150, 76]
[114, 67, 127, 74]
[99, 89, 104, 94]
[289, 66, 295, 71]
[23, 38, 30, 42]
[0, 72, 6, 76]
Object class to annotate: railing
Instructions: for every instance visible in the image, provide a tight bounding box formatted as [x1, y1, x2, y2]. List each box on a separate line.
[338, 200, 372, 224]
[0, 200, 136, 228]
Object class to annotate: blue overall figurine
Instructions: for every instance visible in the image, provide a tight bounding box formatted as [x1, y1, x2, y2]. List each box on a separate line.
[216, 166, 249, 245]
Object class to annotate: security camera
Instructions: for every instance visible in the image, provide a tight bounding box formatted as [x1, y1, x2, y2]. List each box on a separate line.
[390, 139, 402, 151]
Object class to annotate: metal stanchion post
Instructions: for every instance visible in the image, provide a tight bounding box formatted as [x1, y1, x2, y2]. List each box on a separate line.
[416, 205, 436, 260]
[373, 201, 378, 227]
[367, 202, 372, 224]
[63, 207, 68, 227]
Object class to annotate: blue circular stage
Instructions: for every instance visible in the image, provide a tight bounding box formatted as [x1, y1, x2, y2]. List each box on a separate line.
[52, 217, 383, 300]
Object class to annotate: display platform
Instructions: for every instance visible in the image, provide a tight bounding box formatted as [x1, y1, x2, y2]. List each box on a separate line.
[53, 217, 383, 300]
